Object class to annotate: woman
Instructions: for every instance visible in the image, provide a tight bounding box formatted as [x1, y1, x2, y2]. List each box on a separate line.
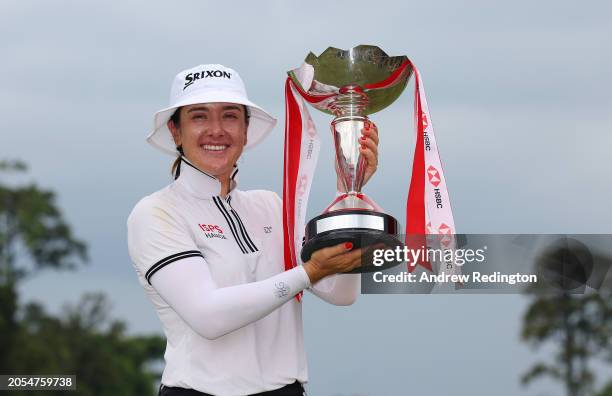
[127, 64, 379, 396]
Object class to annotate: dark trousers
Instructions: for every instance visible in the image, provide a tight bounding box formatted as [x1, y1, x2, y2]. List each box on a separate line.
[158, 381, 305, 396]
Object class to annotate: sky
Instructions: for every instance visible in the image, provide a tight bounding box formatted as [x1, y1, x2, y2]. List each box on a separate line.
[1, 1, 611, 395]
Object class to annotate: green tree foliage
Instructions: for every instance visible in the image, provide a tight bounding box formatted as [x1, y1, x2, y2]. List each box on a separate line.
[1, 160, 88, 373]
[7, 293, 165, 396]
[596, 382, 612, 396]
[0, 160, 87, 285]
[521, 241, 612, 396]
[0, 161, 165, 395]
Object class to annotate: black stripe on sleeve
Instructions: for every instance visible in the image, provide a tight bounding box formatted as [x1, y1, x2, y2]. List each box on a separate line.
[145, 250, 204, 285]
[212, 196, 248, 254]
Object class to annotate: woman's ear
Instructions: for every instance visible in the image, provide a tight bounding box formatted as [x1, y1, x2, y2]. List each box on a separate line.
[167, 119, 182, 146]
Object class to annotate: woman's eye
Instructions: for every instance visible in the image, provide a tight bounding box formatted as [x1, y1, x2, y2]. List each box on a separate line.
[224, 113, 238, 119]
[193, 114, 207, 120]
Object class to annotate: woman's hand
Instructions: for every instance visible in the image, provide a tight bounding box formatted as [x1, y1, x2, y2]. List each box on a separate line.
[360, 120, 379, 186]
[303, 242, 361, 284]
[336, 120, 379, 191]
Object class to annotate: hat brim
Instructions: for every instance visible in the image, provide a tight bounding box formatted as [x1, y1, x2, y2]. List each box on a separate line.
[147, 90, 277, 156]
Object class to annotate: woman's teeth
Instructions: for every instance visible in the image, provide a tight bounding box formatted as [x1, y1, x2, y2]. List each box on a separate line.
[202, 145, 228, 151]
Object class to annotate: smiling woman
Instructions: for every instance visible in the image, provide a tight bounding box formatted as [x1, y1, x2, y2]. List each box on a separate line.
[168, 103, 250, 187]
[127, 63, 380, 396]
[169, 103, 247, 196]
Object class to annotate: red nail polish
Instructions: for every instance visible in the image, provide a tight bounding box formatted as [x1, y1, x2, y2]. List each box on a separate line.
[361, 144, 366, 149]
[360, 136, 366, 141]
[344, 242, 353, 250]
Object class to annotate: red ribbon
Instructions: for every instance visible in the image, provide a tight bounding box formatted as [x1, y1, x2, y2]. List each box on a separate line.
[406, 64, 432, 272]
[283, 78, 304, 301]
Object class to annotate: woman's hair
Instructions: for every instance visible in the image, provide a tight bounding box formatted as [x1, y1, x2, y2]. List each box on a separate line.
[170, 105, 250, 178]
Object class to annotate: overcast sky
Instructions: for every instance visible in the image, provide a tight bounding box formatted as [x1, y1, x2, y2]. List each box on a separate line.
[2, 1, 611, 395]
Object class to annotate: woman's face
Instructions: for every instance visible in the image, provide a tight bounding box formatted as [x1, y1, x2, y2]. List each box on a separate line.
[168, 102, 248, 179]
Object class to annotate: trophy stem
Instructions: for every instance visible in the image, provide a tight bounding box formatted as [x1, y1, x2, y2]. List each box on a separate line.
[330, 85, 369, 195]
[332, 116, 367, 194]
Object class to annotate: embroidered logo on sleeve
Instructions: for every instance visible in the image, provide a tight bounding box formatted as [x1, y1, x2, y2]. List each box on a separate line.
[274, 282, 290, 298]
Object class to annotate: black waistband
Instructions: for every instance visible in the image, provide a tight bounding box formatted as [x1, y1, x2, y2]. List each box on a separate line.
[159, 380, 304, 396]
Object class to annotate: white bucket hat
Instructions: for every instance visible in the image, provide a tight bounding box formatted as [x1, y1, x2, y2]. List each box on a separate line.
[147, 64, 277, 155]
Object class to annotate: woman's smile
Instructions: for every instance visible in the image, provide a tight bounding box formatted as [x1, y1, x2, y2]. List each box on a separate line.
[201, 144, 229, 152]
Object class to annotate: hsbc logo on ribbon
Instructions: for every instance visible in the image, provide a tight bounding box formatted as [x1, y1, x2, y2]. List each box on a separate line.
[304, 116, 317, 160]
[306, 139, 314, 160]
[422, 112, 431, 151]
[437, 223, 453, 248]
[305, 116, 317, 138]
[428, 165, 445, 209]
[184, 70, 232, 90]
[422, 112, 429, 130]
[427, 165, 441, 187]
[426, 222, 453, 249]
[297, 175, 308, 197]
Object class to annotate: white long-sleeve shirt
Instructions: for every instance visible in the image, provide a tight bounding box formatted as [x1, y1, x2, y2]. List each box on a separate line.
[127, 161, 359, 396]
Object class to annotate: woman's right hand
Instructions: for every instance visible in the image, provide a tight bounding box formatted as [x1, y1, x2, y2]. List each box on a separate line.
[302, 242, 361, 284]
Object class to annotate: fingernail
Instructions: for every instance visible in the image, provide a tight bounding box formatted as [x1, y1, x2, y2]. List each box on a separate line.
[360, 144, 366, 149]
[344, 242, 353, 250]
[360, 136, 366, 141]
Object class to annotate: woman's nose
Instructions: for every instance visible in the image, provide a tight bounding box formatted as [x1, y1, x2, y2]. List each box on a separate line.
[206, 115, 225, 136]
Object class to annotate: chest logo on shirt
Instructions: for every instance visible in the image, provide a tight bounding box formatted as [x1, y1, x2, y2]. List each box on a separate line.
[198, 224, 227, 240]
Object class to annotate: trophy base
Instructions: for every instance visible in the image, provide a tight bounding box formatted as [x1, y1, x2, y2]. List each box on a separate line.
[300, 209, 402, 273]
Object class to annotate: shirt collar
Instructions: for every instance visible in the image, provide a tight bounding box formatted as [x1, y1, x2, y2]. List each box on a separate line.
[174, 157, 239, 200]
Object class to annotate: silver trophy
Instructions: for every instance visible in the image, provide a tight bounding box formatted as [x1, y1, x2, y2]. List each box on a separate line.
[289, 45, 413, 272]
